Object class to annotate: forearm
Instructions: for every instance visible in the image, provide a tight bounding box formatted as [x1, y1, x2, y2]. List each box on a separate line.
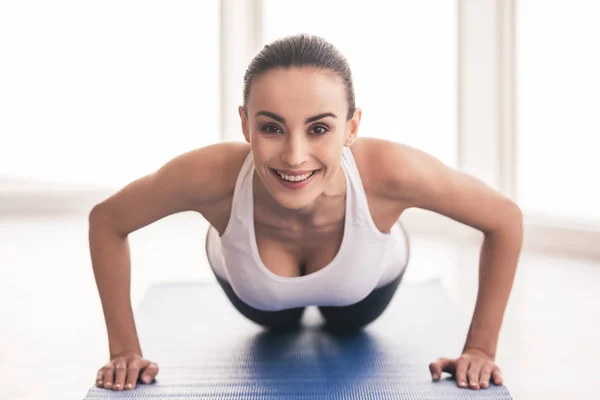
[463, 213, 523, 359]
[89, 213, 143, 358]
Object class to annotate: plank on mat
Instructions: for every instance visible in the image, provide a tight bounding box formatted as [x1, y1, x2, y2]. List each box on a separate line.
[84, 279, 512, 399]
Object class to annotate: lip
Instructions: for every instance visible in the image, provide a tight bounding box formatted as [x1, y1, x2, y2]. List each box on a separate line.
[270, 168, 321, 176]
[269, 168, 320, 190]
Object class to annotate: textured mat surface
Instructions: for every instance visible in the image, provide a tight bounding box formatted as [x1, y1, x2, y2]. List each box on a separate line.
[84, 279, 512, 399]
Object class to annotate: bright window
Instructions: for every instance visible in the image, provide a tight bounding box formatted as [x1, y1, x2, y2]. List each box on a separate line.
[517, 0, 600, 225]
[261, 0, 457, 168]
[0, 1, 219, 188]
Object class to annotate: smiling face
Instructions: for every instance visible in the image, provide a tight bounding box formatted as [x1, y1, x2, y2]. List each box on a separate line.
[239, 67, 361, 211]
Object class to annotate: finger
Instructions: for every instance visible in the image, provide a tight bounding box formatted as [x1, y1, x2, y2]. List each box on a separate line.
[467, 362, 482, 390]
[428, 360, 441, 381]
[96, 368, 105, 387]
[492, 368, 504, 386]
[125, 359, 143, 390]
[103, 365, 115, 389]
[455, 356, 469, 389]
[439, 358, 457, 376]
[429, 358, 454, 381]
[479, 366, 493, 389]
[113, 360, 127, 391]
[139, 362, 159, 384]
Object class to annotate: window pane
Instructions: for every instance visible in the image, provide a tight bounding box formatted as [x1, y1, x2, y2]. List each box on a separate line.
[261, 0, 457, 167]
[517, 1, 600, 224]
[0, 1, 219, 188]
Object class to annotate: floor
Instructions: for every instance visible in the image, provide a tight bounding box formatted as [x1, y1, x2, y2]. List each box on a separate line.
[0, 212, 598, 400]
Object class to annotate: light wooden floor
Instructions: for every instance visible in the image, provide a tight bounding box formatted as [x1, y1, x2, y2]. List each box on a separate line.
[0, 212, 598, 400]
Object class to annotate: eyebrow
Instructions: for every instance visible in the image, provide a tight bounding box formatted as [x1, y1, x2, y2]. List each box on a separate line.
[255, 111, 338, 124]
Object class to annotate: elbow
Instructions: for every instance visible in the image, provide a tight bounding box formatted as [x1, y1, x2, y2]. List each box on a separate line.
[503, 202, 523, 229]
[88, 203, 104, 224]
[487, 202, 523, 237]
[89, 202, 113, 229]
[501, 203, 524, 239]
[512, 203, 523, 226]
[88, 202, 130, 239]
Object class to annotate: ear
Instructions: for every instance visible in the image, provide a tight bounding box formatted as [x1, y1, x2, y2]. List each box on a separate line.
[344, 108, 362, 147]
[239, 106, 250, 143]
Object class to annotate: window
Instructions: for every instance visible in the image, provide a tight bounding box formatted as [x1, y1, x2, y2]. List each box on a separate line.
[0, 1, 220, 188]
[261, 0, 457, 168]
[517, 0, 600, 225]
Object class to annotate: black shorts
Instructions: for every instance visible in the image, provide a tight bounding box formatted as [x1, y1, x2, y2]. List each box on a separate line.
[205, 225, 409, 333]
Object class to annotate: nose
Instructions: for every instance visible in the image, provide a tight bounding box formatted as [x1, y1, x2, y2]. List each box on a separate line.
[281, 133, 308, 167]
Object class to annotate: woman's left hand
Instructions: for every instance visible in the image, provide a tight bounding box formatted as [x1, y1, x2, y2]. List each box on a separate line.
[428, 348, 504, 390]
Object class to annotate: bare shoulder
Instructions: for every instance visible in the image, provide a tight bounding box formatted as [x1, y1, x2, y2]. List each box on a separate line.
[349, 137, 521, 234]
[177, 141, 251, 204]
[349, 137, 419, 203]
[91, 141, 251, 236]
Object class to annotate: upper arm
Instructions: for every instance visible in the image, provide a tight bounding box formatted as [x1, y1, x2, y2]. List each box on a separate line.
[368, 139, 522, 234]
[89, 142, 250, 236]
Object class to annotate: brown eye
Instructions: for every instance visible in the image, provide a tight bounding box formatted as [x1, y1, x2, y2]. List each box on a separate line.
[312, 125, 328, 136]
[261, 124, 282, 134]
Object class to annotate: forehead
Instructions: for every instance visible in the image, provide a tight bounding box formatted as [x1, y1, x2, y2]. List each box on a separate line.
[248, 68, 346, 115]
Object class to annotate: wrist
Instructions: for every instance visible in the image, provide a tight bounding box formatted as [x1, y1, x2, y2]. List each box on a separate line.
[109, 343, 143, 359]
[462, 344, 496, 360]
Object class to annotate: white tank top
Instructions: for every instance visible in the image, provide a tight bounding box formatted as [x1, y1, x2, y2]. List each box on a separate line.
[206, 146, 409, 311]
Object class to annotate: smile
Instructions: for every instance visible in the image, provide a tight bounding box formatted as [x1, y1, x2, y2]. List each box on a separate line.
[269, 168, 321, 188]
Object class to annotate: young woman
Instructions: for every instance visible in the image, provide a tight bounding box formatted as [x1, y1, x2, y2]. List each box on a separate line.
[90, 34, 522, 393]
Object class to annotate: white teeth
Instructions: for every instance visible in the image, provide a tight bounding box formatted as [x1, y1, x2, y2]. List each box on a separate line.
[276, 170, 315, 182]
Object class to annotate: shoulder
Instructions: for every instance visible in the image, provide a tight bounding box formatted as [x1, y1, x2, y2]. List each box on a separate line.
[89, 141, 251, 236]
[348, 137, 423, 203]
[349, 137, 522, 234]
[190, 140, 251, 176]
[183, 141, 251, 203]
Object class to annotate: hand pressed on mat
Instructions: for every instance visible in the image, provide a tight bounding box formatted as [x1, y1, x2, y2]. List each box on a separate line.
[96, 351, 159, 391]
[429, 347, 503, 390]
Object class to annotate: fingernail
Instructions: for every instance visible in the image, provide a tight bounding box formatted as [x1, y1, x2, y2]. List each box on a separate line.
[114, 384, 121, 389]
[126, 383, 133, 389]
[143, 375, 151, 383]
[460, 381, 467, 387]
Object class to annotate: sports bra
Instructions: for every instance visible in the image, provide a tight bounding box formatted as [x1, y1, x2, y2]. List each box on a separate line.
[205, 146, 409, 311]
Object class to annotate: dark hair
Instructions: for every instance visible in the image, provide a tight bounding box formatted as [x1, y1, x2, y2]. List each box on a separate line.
[242, 34, 356, 120]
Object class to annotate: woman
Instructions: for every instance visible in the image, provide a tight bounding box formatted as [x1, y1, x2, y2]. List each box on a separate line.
[91, 34, 522, 393]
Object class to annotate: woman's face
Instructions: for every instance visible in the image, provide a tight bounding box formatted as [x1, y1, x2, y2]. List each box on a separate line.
[239, 67, 361, 211]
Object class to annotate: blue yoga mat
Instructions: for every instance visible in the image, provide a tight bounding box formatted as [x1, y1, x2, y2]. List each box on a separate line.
[84, 278, 512, 399]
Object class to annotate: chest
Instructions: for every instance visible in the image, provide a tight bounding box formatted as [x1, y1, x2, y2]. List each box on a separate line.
[199, 142, 409, 278]
[253, 221, 344, 277]
[252, 194, 404, 278]
[202, 188, 405, 279]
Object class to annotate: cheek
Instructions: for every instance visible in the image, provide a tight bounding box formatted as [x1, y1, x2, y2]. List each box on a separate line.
[249, 140, 271, 161]
[320, 154, 343, 174]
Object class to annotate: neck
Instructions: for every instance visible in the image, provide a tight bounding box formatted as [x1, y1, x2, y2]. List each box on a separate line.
[253, 168, 346, 227]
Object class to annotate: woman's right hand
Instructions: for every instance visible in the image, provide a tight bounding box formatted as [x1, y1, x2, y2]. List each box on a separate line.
[96, 352, 159, 391]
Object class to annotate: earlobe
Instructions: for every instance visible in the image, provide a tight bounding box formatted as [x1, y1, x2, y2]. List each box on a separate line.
[344, 132, 356, 147]
[345, 108, 361, 146]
